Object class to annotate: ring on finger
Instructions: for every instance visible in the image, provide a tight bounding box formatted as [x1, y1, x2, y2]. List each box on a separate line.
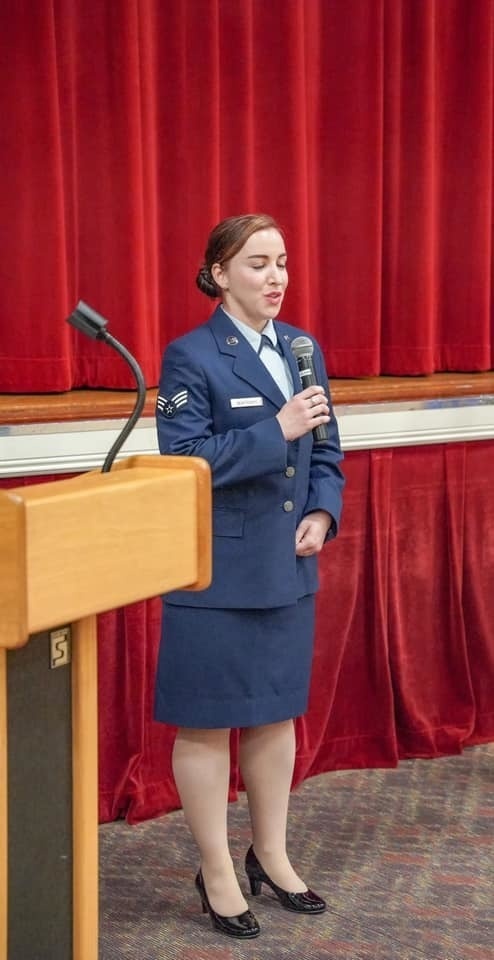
[311, 396, 318, 407]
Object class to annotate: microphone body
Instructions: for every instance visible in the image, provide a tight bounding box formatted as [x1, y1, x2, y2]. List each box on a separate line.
[290, 336, 329, 444]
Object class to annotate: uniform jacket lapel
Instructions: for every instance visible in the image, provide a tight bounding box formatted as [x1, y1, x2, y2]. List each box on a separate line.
[208, 307, 288, 409]
[274, 322, 301, 392]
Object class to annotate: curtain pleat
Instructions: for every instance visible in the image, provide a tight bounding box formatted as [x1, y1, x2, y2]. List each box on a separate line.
[1, 0, 494, 390]
[461, 443, 494, 742]
[387, 445, 475, 757]
[381, 0, 494, 373]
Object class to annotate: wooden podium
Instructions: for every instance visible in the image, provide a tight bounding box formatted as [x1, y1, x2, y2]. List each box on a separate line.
[0, 454, 211, 960]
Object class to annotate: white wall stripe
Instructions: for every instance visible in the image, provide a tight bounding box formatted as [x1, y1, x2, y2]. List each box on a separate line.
[1, 397, 493, 478]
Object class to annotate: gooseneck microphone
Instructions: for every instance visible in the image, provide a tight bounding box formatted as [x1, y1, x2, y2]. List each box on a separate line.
[290, 336, 329, 444]
[66, 300, 147, 472]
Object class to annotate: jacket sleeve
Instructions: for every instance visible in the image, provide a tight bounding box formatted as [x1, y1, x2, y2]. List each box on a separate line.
[156, 339, 289, 487]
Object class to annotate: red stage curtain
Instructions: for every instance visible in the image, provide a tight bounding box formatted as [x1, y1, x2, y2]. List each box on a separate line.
[1, 0, 494, 391]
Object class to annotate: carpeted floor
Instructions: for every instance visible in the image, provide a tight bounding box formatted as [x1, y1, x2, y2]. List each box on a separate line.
[99, 743, 494, 960]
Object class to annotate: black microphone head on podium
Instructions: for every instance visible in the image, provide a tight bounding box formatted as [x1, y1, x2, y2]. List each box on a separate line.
[66, 300, 108, 340]
[64, 300, 146, 471]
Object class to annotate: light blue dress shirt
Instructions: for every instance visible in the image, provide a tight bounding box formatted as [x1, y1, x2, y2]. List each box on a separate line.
[221, 307, 294, 400]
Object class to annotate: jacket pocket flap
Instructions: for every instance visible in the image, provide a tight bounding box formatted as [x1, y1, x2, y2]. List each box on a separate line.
[213, 508, 245, 538]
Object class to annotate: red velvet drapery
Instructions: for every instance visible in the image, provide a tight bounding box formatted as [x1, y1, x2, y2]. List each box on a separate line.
[1, 0, 494, 391]
[98, 441, 494, 823]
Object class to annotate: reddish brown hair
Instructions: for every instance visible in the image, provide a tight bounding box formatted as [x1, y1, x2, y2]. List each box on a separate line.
[196, 213, 283, 298]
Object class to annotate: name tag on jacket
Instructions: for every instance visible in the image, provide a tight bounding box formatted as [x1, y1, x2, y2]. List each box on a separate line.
[230, 397, 264, 408]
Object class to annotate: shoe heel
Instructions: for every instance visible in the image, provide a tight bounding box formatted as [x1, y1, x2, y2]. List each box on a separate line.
[195, 874, 208, 913]
[244, 845, 327, 915]
[249, 876, 262, 896]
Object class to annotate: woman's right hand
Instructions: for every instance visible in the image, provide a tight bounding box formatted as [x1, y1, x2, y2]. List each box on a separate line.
[276, 387, 330, 441]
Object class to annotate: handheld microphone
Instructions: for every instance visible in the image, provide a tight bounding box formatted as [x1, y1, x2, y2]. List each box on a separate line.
[290, 336, 329, 444]
[66, 300, 147, 472]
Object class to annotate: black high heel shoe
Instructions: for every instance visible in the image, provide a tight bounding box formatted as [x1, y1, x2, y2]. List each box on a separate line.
[195, 869, 260, 938]
[245, 846, 327, 914]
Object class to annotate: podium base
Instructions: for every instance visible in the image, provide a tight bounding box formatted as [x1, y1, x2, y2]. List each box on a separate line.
[1, 617, 98, 960]
[7, 630, 73, 958]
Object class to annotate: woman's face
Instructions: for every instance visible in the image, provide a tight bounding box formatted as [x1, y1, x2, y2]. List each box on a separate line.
[212, 228, 288, 331]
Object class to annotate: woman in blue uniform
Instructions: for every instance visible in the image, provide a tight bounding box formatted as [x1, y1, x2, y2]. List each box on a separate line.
[155, 213, 344, 939]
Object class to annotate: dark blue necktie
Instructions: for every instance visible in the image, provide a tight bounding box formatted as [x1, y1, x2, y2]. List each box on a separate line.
[258, 334, 283, 357]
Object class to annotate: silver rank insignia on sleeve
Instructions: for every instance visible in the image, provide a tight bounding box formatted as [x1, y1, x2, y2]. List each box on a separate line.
[157, 389, 188, 418]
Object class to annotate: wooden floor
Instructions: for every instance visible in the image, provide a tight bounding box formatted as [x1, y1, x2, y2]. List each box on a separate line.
[1, 372, 494, 425]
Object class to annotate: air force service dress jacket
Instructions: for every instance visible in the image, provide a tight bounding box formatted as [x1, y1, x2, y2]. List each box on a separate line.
[156, 306, 345, 610]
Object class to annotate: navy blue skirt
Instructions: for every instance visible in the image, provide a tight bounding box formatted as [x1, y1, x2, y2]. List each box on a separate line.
[154, 596, 315, 728]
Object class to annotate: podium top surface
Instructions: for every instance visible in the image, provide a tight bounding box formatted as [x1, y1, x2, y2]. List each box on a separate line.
[0, 455, 211, 648]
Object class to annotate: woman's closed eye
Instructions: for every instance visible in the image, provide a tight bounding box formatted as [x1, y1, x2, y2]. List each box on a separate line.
[252, 261, 287, 271]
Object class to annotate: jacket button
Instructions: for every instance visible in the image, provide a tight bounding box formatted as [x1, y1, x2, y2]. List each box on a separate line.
[285, 466, 295, 478]
[283, 500, 294, 512]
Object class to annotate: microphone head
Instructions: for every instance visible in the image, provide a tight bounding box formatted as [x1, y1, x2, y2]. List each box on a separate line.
[291, 335, 314, 359]
[66, 300, 108, 340]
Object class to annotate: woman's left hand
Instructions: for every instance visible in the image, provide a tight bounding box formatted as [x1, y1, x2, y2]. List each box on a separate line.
[295, 510, 333, 556]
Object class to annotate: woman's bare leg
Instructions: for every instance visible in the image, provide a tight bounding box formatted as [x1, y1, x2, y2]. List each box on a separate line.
[239, 719, 306, 891]
[172, 727, 248, 915]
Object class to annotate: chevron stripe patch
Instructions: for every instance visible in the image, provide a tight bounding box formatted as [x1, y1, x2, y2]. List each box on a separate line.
[157, 389, 188, 418]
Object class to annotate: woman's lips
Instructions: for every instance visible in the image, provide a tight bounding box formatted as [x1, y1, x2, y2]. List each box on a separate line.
[265, 292, 282, 302]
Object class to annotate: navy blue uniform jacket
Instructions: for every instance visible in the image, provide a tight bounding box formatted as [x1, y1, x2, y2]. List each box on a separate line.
[156, 306, 345, 609]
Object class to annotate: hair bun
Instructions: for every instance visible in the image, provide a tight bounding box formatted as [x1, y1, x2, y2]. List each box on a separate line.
[196, 264, 220, 299]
